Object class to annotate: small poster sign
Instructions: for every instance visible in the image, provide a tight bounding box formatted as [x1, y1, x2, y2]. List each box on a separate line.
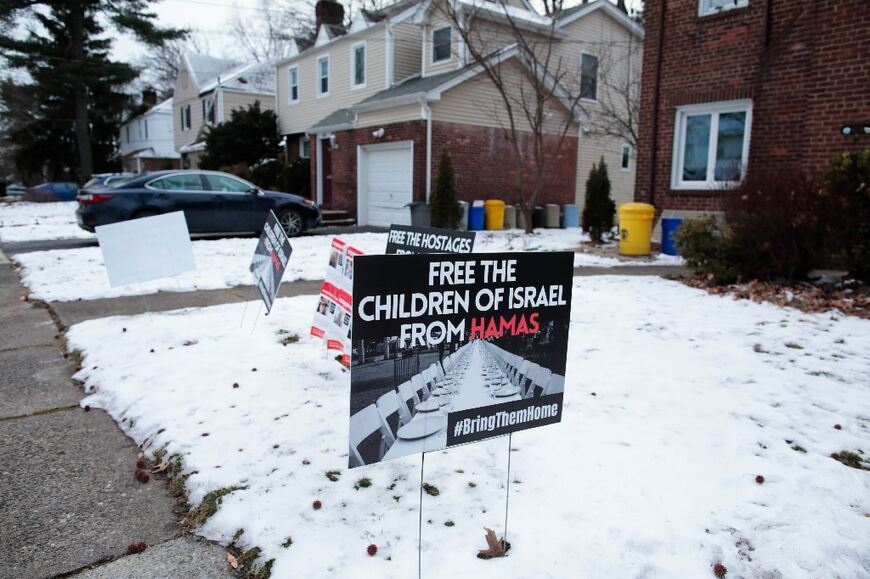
[348, 252, 573, 468]
[249, 210, 293, 314]
[95, 211, 196, 287]
[311, 237, 362, 366]
[385, 224, 476, 255]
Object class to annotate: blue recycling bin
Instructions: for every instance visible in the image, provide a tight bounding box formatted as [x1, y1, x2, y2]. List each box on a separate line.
[562, 204, 579, 228]
[661, 217, 683, 256]
[468, 205, 485, 231]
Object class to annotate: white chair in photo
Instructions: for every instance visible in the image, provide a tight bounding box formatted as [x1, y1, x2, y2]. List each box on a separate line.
[516, 361, 536, 390]
[377, 390, 411, 440]
[349, 404, 393, 466]
[525, 367, 553, 399]
[519, 363, 542, 397]
[543, 374, 565, 396]
[411, 374, 430, 401]
[398, 380, 420, 416]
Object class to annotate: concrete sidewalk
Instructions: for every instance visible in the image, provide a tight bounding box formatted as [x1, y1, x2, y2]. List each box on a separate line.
[0, 254, 232, 579]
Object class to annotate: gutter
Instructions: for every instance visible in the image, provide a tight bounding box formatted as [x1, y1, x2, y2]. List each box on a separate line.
[648, 0, 666, 209]
[351, 92, 428, 113]
[419, 96, 432, 201]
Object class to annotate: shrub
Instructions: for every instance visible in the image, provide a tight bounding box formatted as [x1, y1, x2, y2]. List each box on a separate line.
[277, 158, 311, 199]
[582, 157, 615, 242]
[675, 215, 739, 285]
[430, 150, 462, 229]
[822, 149, 870, 280]
[723, 170, 825, 281]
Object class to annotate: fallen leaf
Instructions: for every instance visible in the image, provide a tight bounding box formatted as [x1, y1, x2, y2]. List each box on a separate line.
[151, 459, 170, 473]
[477, 527, 506, 559]
[226, 553, 239, 569]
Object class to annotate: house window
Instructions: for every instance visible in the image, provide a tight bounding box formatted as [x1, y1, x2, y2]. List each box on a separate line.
[144, 119, 148, 139]
[300, 136, 310, 159]
[580, 53, 598, 100]
[432, 27, 451, 63]
[620, 144, 632, 172]
[288, 66, 299, 103]
[672, 100, 752, 189]
[203, 98, 215, 124]
[317, 55, 330, 97]
[125, 126, 130, 142]
[181, 105, 191, 130]
[352, 42, 366, 89]
[699, 0, 749, 17]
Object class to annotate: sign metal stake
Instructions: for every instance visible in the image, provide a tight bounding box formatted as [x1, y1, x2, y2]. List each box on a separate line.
[504, 433, 513, 554]
[418, 451, 426, 579]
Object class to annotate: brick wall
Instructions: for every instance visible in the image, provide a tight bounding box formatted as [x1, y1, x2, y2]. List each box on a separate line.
[637, 0, 870, 213]
[311, 120, 578, 214]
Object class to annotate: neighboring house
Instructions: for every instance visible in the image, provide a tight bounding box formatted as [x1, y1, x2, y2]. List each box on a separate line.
[173, 53, 276, 169]
[636, 0, 870, 224]
[275, 0, 641, 226]
[118, 96, 180, 172]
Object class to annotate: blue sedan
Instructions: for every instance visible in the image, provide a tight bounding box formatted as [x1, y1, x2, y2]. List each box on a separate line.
[76, 170, 320, 236]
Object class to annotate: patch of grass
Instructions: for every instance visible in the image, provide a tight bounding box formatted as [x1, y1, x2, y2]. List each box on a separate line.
[233, 528, 245, 542]
[281, 537, 293, 548]
[785, 342, 804, 349]
[249, 559, 274, 579]
[280, 334, 300, 346]
[468, 481, 477, 488]
[444, 520, 455, 527]
[326, 470, 341, 482]
[422, 483, 439, 496]
[791, 445, 807, 453]
[354, 477, 372, 490]
[188, 485, 247, 526]
[753, 343, 769, 354]
[831, 450, 868, 470]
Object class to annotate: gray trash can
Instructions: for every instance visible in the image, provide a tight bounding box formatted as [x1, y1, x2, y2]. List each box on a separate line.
[503, 205, 517, 229]
[516, 205, 526, 230]
[458, 201, 469, 230]
[408, 202, 431, 227]
[545, 203, 560, 228]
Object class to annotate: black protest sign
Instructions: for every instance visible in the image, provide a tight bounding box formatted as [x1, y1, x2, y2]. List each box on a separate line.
[249, 210, 293, 313]
[348, 252, 573, 468]
[385, 224, 476, 255]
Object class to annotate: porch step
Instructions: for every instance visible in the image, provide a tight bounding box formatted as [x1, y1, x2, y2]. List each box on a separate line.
[320, 209, 356, 227]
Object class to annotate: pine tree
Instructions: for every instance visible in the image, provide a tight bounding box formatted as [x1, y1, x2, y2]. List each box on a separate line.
[430, 150, 463, 229]
[0, 1, 184, 181]
[582, 157, 616, 243]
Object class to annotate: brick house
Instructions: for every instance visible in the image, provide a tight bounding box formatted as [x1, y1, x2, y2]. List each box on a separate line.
[636, 0, 870, 223]
[275, 0, 642, 226]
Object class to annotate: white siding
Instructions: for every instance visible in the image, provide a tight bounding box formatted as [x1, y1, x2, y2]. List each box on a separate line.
[423, 8, 461, 77]
[356, 104, 423, 128]
[392, 22, 422, 82]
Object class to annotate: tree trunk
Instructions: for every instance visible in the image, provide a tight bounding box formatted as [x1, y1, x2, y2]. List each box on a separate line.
[70, 0, 93, 180]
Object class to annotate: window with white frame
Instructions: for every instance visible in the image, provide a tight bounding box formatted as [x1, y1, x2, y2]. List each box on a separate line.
[181, 105, 191, 130]
[580, 53, 598, 100]
[672, 100, 752, 189]
[300, 136, 310, 159]
[125, 126, 130, 142]
[432, 27, 451, 63]
[144, 119, 148, 139]
[317, 55, 330, 97]
[620, 144, 632, 171]
[288, 66, 299, 103]
[351, 42, 366, 89]
[699, 0, 748, 16]
[203, 98, 215, 124]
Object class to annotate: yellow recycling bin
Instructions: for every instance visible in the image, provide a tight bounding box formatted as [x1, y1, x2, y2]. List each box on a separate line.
[484, 199, 506, 230]
[618, 203, 655, 256]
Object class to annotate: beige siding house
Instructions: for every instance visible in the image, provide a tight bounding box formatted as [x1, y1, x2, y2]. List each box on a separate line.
[275, 0, 641, 227]
[173, 53, 276, 168]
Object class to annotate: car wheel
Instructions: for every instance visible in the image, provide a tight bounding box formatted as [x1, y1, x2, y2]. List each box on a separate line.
[278, 209, 304, 237]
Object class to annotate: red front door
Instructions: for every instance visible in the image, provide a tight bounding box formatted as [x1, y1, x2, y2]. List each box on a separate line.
[321, 142, 333, 207]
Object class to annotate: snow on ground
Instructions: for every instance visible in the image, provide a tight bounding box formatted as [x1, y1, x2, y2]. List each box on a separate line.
[0, 201, 93, 242]
[15, 230, 680, 302]
[66, 276, 870, 578]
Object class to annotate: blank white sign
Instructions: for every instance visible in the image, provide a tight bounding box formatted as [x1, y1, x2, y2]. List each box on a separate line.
[96, 211, 196, 287]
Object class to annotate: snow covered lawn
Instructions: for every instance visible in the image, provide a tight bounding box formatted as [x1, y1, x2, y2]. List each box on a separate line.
[66, 276, 870, 578]
[16, 230, 680, 302]
[0, 201, 93, 242]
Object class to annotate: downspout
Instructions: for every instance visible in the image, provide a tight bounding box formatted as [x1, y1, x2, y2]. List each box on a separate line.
[216, 76, 225, 123]
[419, 96, 432, 201]
[648, 0, 666, 209]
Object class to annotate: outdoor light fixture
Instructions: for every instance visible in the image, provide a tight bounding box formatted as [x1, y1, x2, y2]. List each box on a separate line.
[328, 133, 338, 150]
[372, 128, 385, 138]
[841, 123, 870, 137]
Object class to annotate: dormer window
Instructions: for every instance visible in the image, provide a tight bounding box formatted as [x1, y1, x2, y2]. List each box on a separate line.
[432, 26, 451, 63]
[317, 55, 330, 97]
[352, 42, 366, 89]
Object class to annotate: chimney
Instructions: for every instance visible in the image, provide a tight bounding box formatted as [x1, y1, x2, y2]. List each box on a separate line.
[315, 0, 345, 32]
[142, 89, 158, 107]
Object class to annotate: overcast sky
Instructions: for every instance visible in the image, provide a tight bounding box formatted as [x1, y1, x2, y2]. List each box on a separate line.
[112, 0, 644, 64]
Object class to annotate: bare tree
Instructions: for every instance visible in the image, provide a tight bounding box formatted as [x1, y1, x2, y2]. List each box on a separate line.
[442, 0, 589, 232]
[583, 33, 641, 149]
[138, 38, 188, 98]
[231, 0, 315, 62]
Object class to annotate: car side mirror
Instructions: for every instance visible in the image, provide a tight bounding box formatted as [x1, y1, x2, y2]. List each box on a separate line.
[247, 187, 261, 195]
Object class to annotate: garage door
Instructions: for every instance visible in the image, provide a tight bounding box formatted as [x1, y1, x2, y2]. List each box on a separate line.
[359, 142, 413, 227]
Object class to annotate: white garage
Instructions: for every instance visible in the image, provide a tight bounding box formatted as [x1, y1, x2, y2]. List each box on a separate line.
[357, 141, 414, 227]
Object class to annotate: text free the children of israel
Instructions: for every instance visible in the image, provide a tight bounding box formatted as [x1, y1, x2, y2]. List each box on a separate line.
[356, 258, 568, 348]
